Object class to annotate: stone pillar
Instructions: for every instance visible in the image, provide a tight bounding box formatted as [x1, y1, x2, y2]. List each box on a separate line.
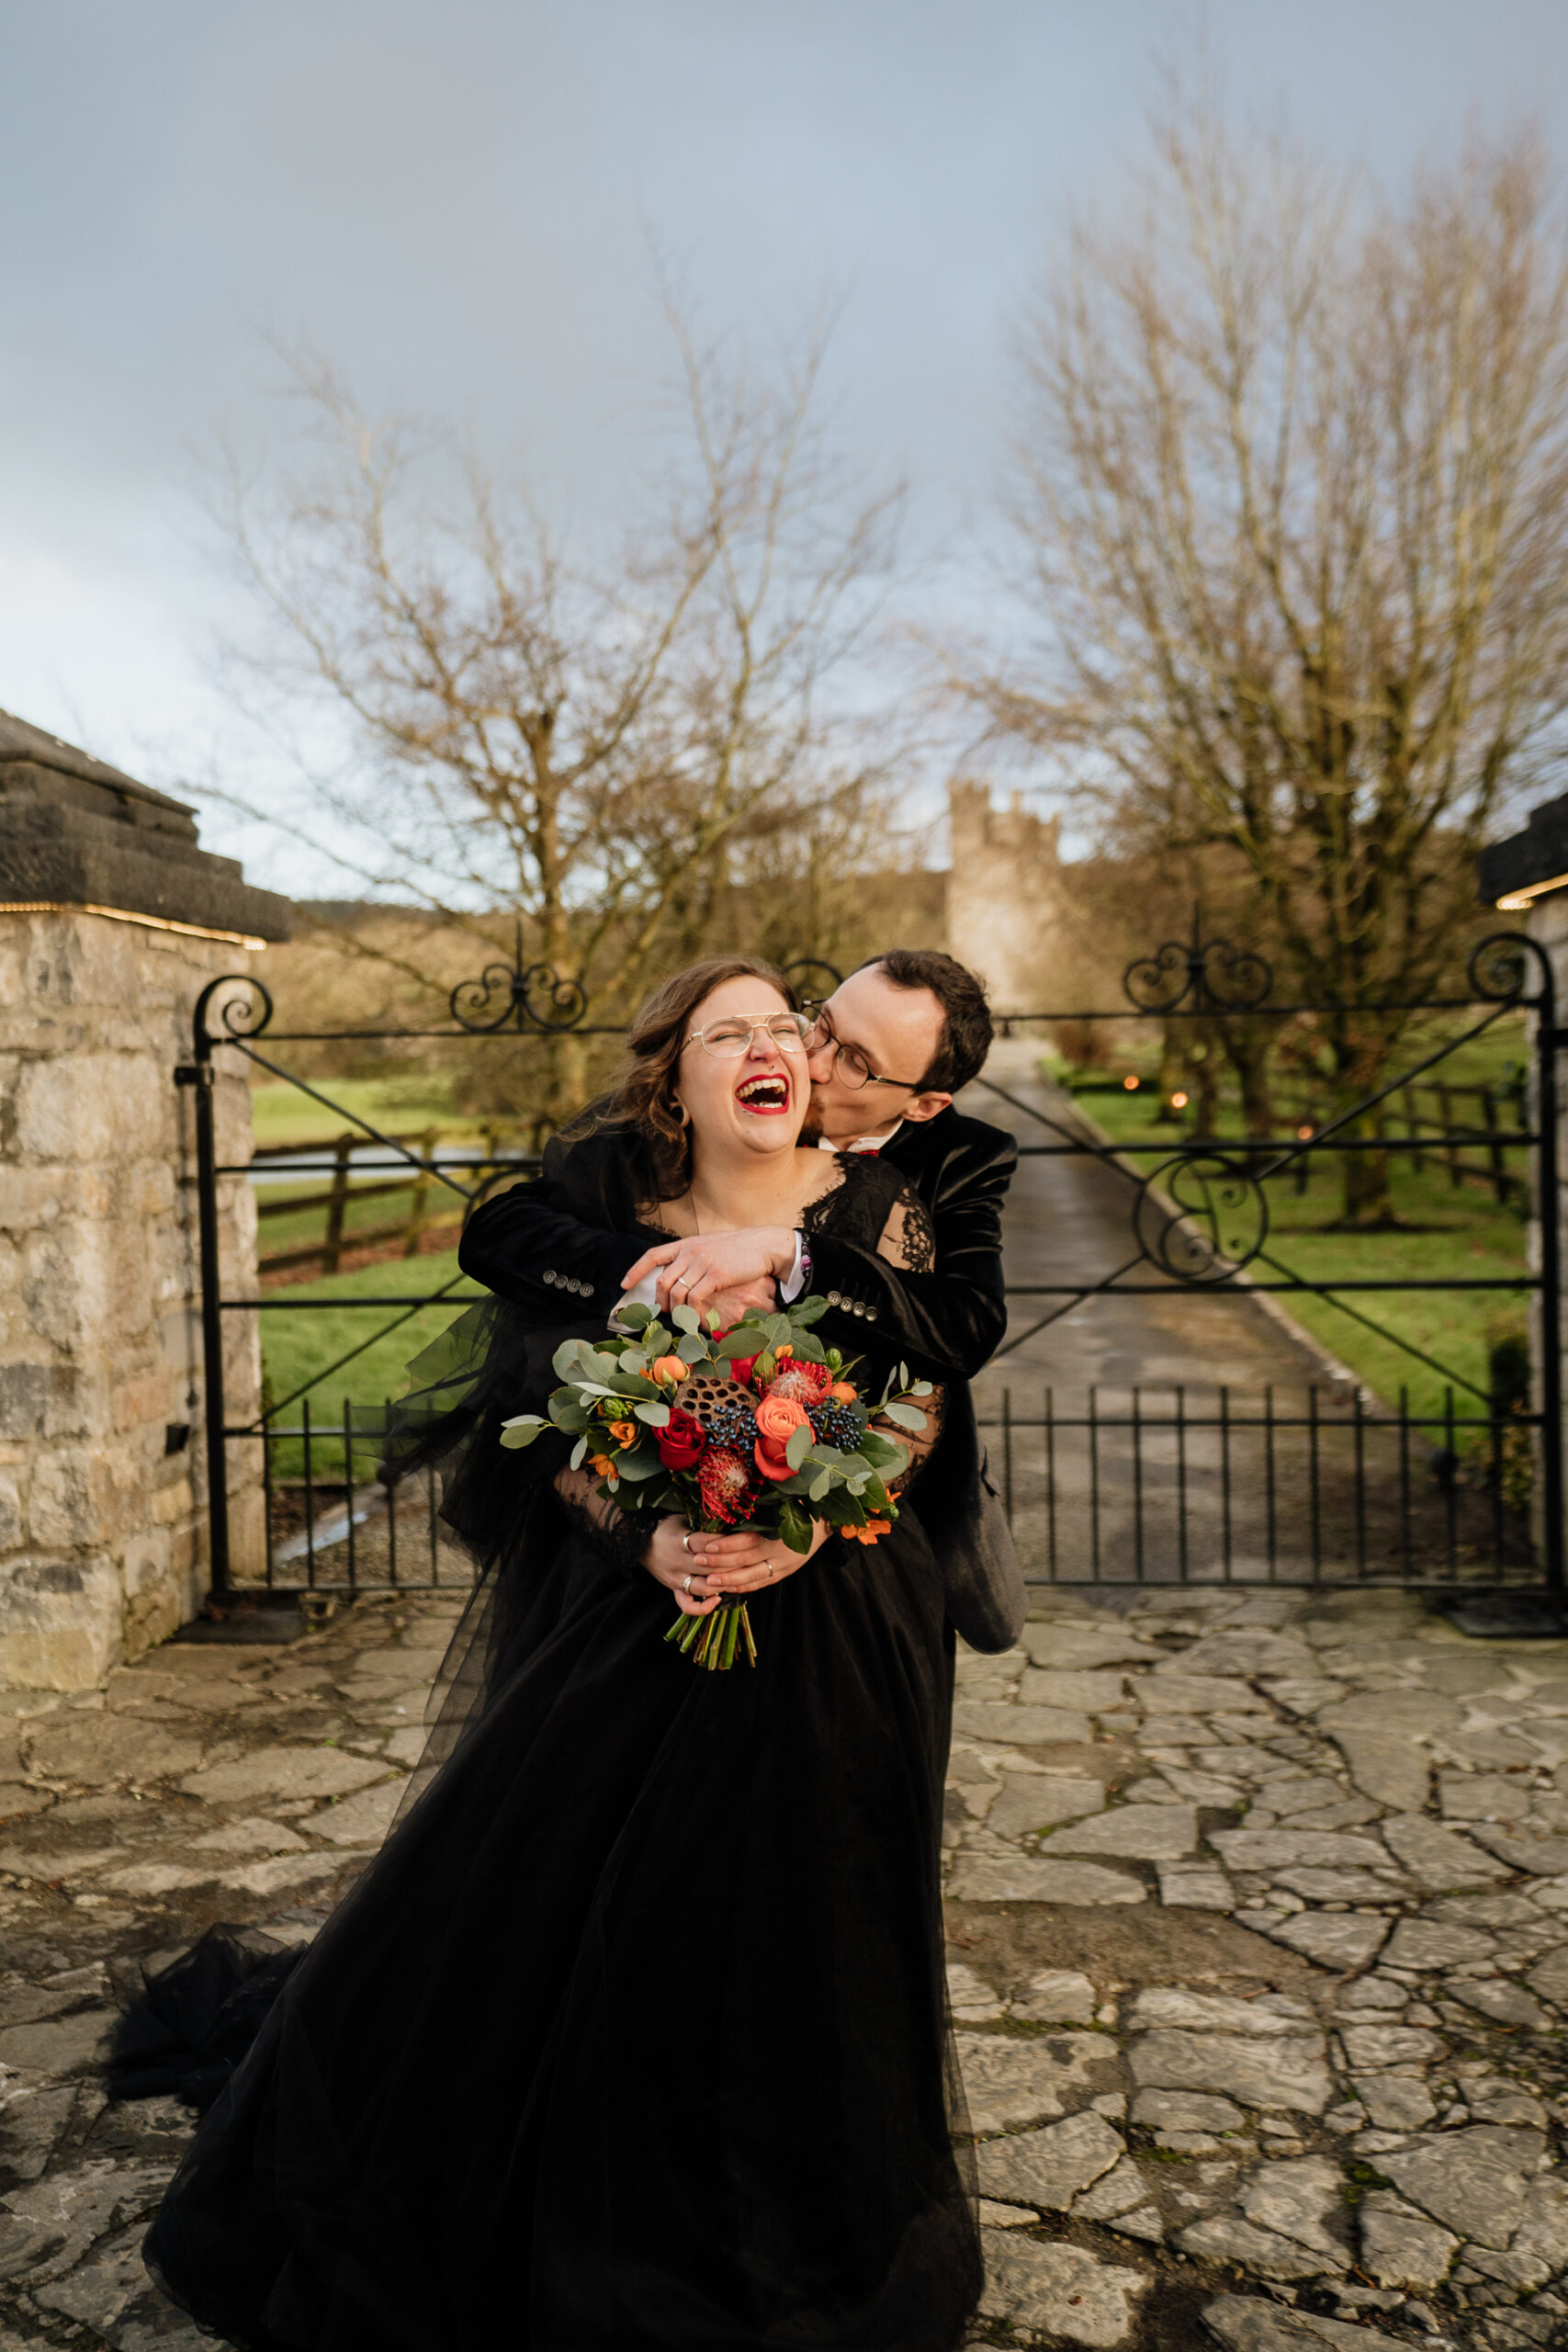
[0, 711, 290, 1687]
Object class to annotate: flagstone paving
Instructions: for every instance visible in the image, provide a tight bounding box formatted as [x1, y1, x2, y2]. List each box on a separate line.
[1, 1584, 1567, 2349]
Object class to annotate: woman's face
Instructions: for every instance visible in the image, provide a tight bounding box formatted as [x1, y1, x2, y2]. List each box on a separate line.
[672, 975, 809, 1167]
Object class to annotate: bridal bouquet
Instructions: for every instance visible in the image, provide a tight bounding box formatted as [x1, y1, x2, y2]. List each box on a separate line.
[498, 1295, 932, 1669]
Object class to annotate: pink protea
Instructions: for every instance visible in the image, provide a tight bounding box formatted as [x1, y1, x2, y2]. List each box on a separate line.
[762, 1359, 832, 1408]
[696, 1446, 757, 1527]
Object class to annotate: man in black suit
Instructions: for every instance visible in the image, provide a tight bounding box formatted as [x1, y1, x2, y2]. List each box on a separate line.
[458, 949, 1025, 1646]
[460, 948, 1015, 1379]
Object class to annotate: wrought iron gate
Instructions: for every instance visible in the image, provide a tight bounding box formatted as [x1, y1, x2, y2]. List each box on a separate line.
[177, 927, 1562, 1605]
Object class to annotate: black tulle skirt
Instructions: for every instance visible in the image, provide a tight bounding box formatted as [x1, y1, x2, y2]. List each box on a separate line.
[141, 1500, 980, 2352]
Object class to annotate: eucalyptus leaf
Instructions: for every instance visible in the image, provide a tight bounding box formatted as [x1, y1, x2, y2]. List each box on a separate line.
[784, 1421, 815, 1471]
[711, 1329, 755, 1360]
[808, 1469, 832, 1501]
[616, 1302, 654, 1331]
[790, 1295, 829, 1326]
[570, 1434, 588, 1470]
[498, 1414, 546, 1449]
[879, 1401, 928, 1431]
[634, 1400, 672, 1427]
[671, 1304, 702, 1335]
[676, 1332, 708, 1365]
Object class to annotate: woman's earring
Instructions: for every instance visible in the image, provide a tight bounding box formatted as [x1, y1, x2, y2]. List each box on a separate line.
[673, 1099, 691, 1128]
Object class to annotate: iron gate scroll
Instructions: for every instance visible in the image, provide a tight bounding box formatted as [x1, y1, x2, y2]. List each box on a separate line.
[177, 929, 1563, 1603]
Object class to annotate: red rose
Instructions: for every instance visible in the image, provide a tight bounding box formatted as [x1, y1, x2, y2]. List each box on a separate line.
[655, 1408, 706, 1470]
[729, 1353, 761, 1390]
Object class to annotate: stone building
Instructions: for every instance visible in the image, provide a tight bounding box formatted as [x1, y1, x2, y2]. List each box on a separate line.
[0, 712, 289, 1687]
[945, 779, 1074, 1013]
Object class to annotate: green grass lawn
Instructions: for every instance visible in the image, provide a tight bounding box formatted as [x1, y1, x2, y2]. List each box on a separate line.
[257, 1248, 486, 1482]
[1052, 1039, 1532, 1425]
[249, 1074, 491, 1150]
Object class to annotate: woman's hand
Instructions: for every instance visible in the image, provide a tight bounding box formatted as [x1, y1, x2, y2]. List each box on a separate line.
[695, 1517, 831, 1597]
[642, 1515, 723, 1617]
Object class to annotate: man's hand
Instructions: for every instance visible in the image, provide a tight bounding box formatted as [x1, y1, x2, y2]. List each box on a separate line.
[696, 1517, 830, 1594]
[620, 1227, 797, 1314]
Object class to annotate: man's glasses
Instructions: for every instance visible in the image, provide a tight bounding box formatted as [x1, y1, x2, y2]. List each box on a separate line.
[683, 1012, 812, 1059]
[800, 1007, 927, 1092]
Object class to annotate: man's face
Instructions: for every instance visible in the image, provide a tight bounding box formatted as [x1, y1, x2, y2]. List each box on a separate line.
[802, 965, 951, 1144]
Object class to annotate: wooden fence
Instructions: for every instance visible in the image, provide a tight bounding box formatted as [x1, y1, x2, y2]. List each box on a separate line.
[254, 1130, 533, 1279]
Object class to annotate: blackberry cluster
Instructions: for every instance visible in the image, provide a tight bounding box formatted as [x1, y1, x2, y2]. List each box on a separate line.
[705, 1396, 760, 1451]
[810, 1399, 864, 1453]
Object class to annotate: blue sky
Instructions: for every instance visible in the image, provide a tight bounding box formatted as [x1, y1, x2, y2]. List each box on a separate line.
[3, 0, 1565, 892]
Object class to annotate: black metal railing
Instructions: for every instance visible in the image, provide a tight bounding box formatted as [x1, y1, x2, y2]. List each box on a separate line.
[176, 922, 1563, 1603]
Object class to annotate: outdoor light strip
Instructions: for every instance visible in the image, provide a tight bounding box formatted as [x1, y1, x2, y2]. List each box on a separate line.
[0, 900, 268, 950]
[1495, 872, 1568, 911]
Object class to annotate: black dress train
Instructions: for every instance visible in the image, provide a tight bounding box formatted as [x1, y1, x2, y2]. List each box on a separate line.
[138, 1156, 982, 2352]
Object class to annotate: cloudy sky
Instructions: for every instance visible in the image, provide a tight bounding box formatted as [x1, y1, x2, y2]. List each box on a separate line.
[2, 0, 1565, 893]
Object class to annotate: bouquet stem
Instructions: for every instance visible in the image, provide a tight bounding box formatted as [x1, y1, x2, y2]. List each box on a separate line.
[664, 1599, 758, 1670]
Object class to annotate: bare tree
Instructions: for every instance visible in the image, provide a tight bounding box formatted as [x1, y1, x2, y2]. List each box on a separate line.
[209, 314, 901, 1114]
[957, 85, 1568, 1221]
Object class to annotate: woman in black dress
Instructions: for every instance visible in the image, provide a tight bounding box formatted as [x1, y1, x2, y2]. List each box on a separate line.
[139, 955, 983, 2352]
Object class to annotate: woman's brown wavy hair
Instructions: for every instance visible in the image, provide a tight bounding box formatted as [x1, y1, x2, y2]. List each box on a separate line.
[609, 955, 797, 1198]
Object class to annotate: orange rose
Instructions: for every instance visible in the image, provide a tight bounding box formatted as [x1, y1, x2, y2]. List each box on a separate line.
[752, 1393, 809, 1484]
[651, 1356, 686, 1385]
[830, 1380, 858, 1404]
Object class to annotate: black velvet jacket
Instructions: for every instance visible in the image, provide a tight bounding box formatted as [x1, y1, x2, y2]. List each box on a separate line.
[457, 1105, 1018, 1382]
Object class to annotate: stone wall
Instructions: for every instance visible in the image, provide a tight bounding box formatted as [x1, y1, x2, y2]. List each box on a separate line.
[946, 779, 1069, 1012]
[0, 711, 289, 1688]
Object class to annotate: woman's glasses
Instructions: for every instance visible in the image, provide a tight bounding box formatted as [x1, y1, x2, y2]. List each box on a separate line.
[684, 1012, 812, 1058]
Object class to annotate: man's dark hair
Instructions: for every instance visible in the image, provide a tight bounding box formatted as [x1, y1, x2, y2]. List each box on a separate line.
[858, 948, 993, 1093]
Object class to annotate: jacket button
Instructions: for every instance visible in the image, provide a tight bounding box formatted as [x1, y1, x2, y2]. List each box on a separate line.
[852, 1301, 866, 1317]
[544, 1270, 558, 1286]
[827, 1289, 842, 1307]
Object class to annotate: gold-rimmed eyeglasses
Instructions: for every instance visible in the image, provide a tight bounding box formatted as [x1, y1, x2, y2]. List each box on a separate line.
[682, 1012, 812, 1059]
[800, 1005, 928, 1091]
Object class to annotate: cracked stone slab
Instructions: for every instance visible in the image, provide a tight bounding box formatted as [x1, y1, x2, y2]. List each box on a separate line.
[1201, 2290, 1404, 2350]
[1021, 1627, 1165, 1671]
[1074, 2155, 1155, 2222]
[1208, 1830, 1391, 1871]
[1267, 1868, 1400, 1904]
[21, 1715, 207, 1785]
[0, 2009, 116, 2076]
[1045, 1804, 1199, 1861]
[1143, 1674, 1272, 1713]
[948, 1856, 1145, 1905]
[1337, 2024, 1444, 2070]
[1380, 1917, 1496, 1970]
[1018, 1668, 1130, 1712]
[1322, 1736, 1429, 1812]
[978, 2230, 1148, 2347]
[957, 2030, 1109, 2132]
[1252, 1912, 1390, 1970]
[1379, 2125, 1546, 2250]
[1459, 2174, 1568, 2292]
[179, 1747, 394, 1804]
[983, 1775, 1106, 1838]
[1132, 2089, 1246, 2133]
[1156, 1863, 1235, 1909]
[1357, 2190, 1459, 2289]
[975, 2109, 1126, 2210]
[1238, 2156, 1349, 2261]
[1468, 1822, 1568, 1873]
[1129, 1988, 1314, 2036]
[1351, 2075, 1437, 2131]
[1010, 1968, 1097, 2024]
[1524, 1940, 1568, 2008]
[950, 1702, 1091, 1745]
[1129, 2030, 1332, 2115]
[1179, 2213, 1344, 2280]
[309, 1780, 406, 1847]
